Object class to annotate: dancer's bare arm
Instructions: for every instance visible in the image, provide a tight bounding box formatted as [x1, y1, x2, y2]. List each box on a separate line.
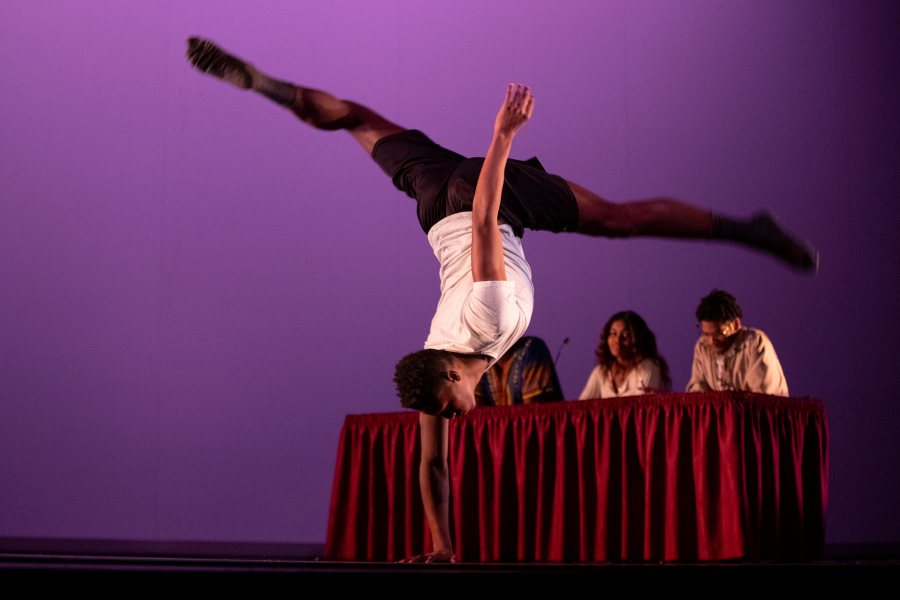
[471, 84, 534, 282]
[403, 413, 456, 563]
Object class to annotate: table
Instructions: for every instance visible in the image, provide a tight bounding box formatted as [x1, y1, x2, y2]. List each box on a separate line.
[325, 392, 828, 562]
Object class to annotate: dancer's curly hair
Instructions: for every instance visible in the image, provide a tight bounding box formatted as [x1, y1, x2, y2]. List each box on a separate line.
[394, 349, 452, 412]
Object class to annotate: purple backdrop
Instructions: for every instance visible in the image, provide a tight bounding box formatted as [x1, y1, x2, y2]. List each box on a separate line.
[2, 0, 898, 546]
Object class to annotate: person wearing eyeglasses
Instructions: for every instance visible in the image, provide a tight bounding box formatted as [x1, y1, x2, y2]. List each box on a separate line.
[686, 290, 788, 396]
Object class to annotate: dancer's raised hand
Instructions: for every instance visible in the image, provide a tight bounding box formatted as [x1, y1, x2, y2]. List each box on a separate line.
[493, 83, 534, 138]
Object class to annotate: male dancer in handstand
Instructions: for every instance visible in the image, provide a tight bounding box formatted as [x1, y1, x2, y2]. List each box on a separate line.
[186, 38, 817, 562]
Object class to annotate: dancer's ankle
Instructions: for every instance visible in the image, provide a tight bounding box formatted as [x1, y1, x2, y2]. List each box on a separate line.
[253, 75, 297, 108]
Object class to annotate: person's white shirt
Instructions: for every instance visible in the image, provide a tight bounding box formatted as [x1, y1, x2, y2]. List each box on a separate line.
[423, 212, 533, 368]
[579, 358, 662, 399]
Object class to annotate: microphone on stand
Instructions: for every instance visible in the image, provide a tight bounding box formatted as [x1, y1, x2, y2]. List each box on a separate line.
[554, 337, 570, 365]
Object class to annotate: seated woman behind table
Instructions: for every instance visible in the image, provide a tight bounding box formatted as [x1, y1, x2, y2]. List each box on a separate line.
[579, 311, 671, 399]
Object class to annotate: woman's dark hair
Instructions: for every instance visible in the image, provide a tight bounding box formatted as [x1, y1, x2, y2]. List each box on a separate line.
[595, 310, 671, 389]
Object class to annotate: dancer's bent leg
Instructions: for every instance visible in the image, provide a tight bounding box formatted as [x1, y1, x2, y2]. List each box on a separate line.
[568, 180, 818, 272]
[186, 37, 404, 154]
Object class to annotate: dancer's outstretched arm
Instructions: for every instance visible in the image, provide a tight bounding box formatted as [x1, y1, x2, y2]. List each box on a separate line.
[411, 413, 455, 563]
[471, 84, 534, 282]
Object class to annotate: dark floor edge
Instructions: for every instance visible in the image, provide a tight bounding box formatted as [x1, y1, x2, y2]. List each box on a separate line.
[2, 537, 899, 563]
[0, 537, 323, 560]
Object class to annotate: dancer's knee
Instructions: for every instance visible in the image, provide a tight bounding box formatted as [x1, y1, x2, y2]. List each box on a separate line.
[292, 90, 358, 130]
[577, 201, 637, 237]
[580, 195, 692, 238]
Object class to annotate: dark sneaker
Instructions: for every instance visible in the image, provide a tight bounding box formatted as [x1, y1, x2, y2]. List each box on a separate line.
[186, 37, 255, 89]
[748, 212, 819, 273]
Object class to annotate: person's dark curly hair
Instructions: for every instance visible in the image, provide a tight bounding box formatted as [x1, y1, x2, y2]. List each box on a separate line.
[595, 310, 671, 390]
[695, 289, 743, 324]
[394, 349, 452, 412]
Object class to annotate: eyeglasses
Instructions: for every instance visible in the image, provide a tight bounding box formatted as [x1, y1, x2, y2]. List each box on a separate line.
[697, 321, 736, 342]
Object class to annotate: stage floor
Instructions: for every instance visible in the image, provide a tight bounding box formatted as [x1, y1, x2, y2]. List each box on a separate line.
[1, 539, 898, 586]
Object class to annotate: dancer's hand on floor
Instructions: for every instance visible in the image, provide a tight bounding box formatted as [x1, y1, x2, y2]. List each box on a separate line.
[398, 550, 458, 564]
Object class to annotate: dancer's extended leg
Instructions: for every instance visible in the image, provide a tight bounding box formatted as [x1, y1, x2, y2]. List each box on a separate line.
[567, 180, 818, 272]
[186, 37, 403, 154]
[185, 39, 817, 272]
